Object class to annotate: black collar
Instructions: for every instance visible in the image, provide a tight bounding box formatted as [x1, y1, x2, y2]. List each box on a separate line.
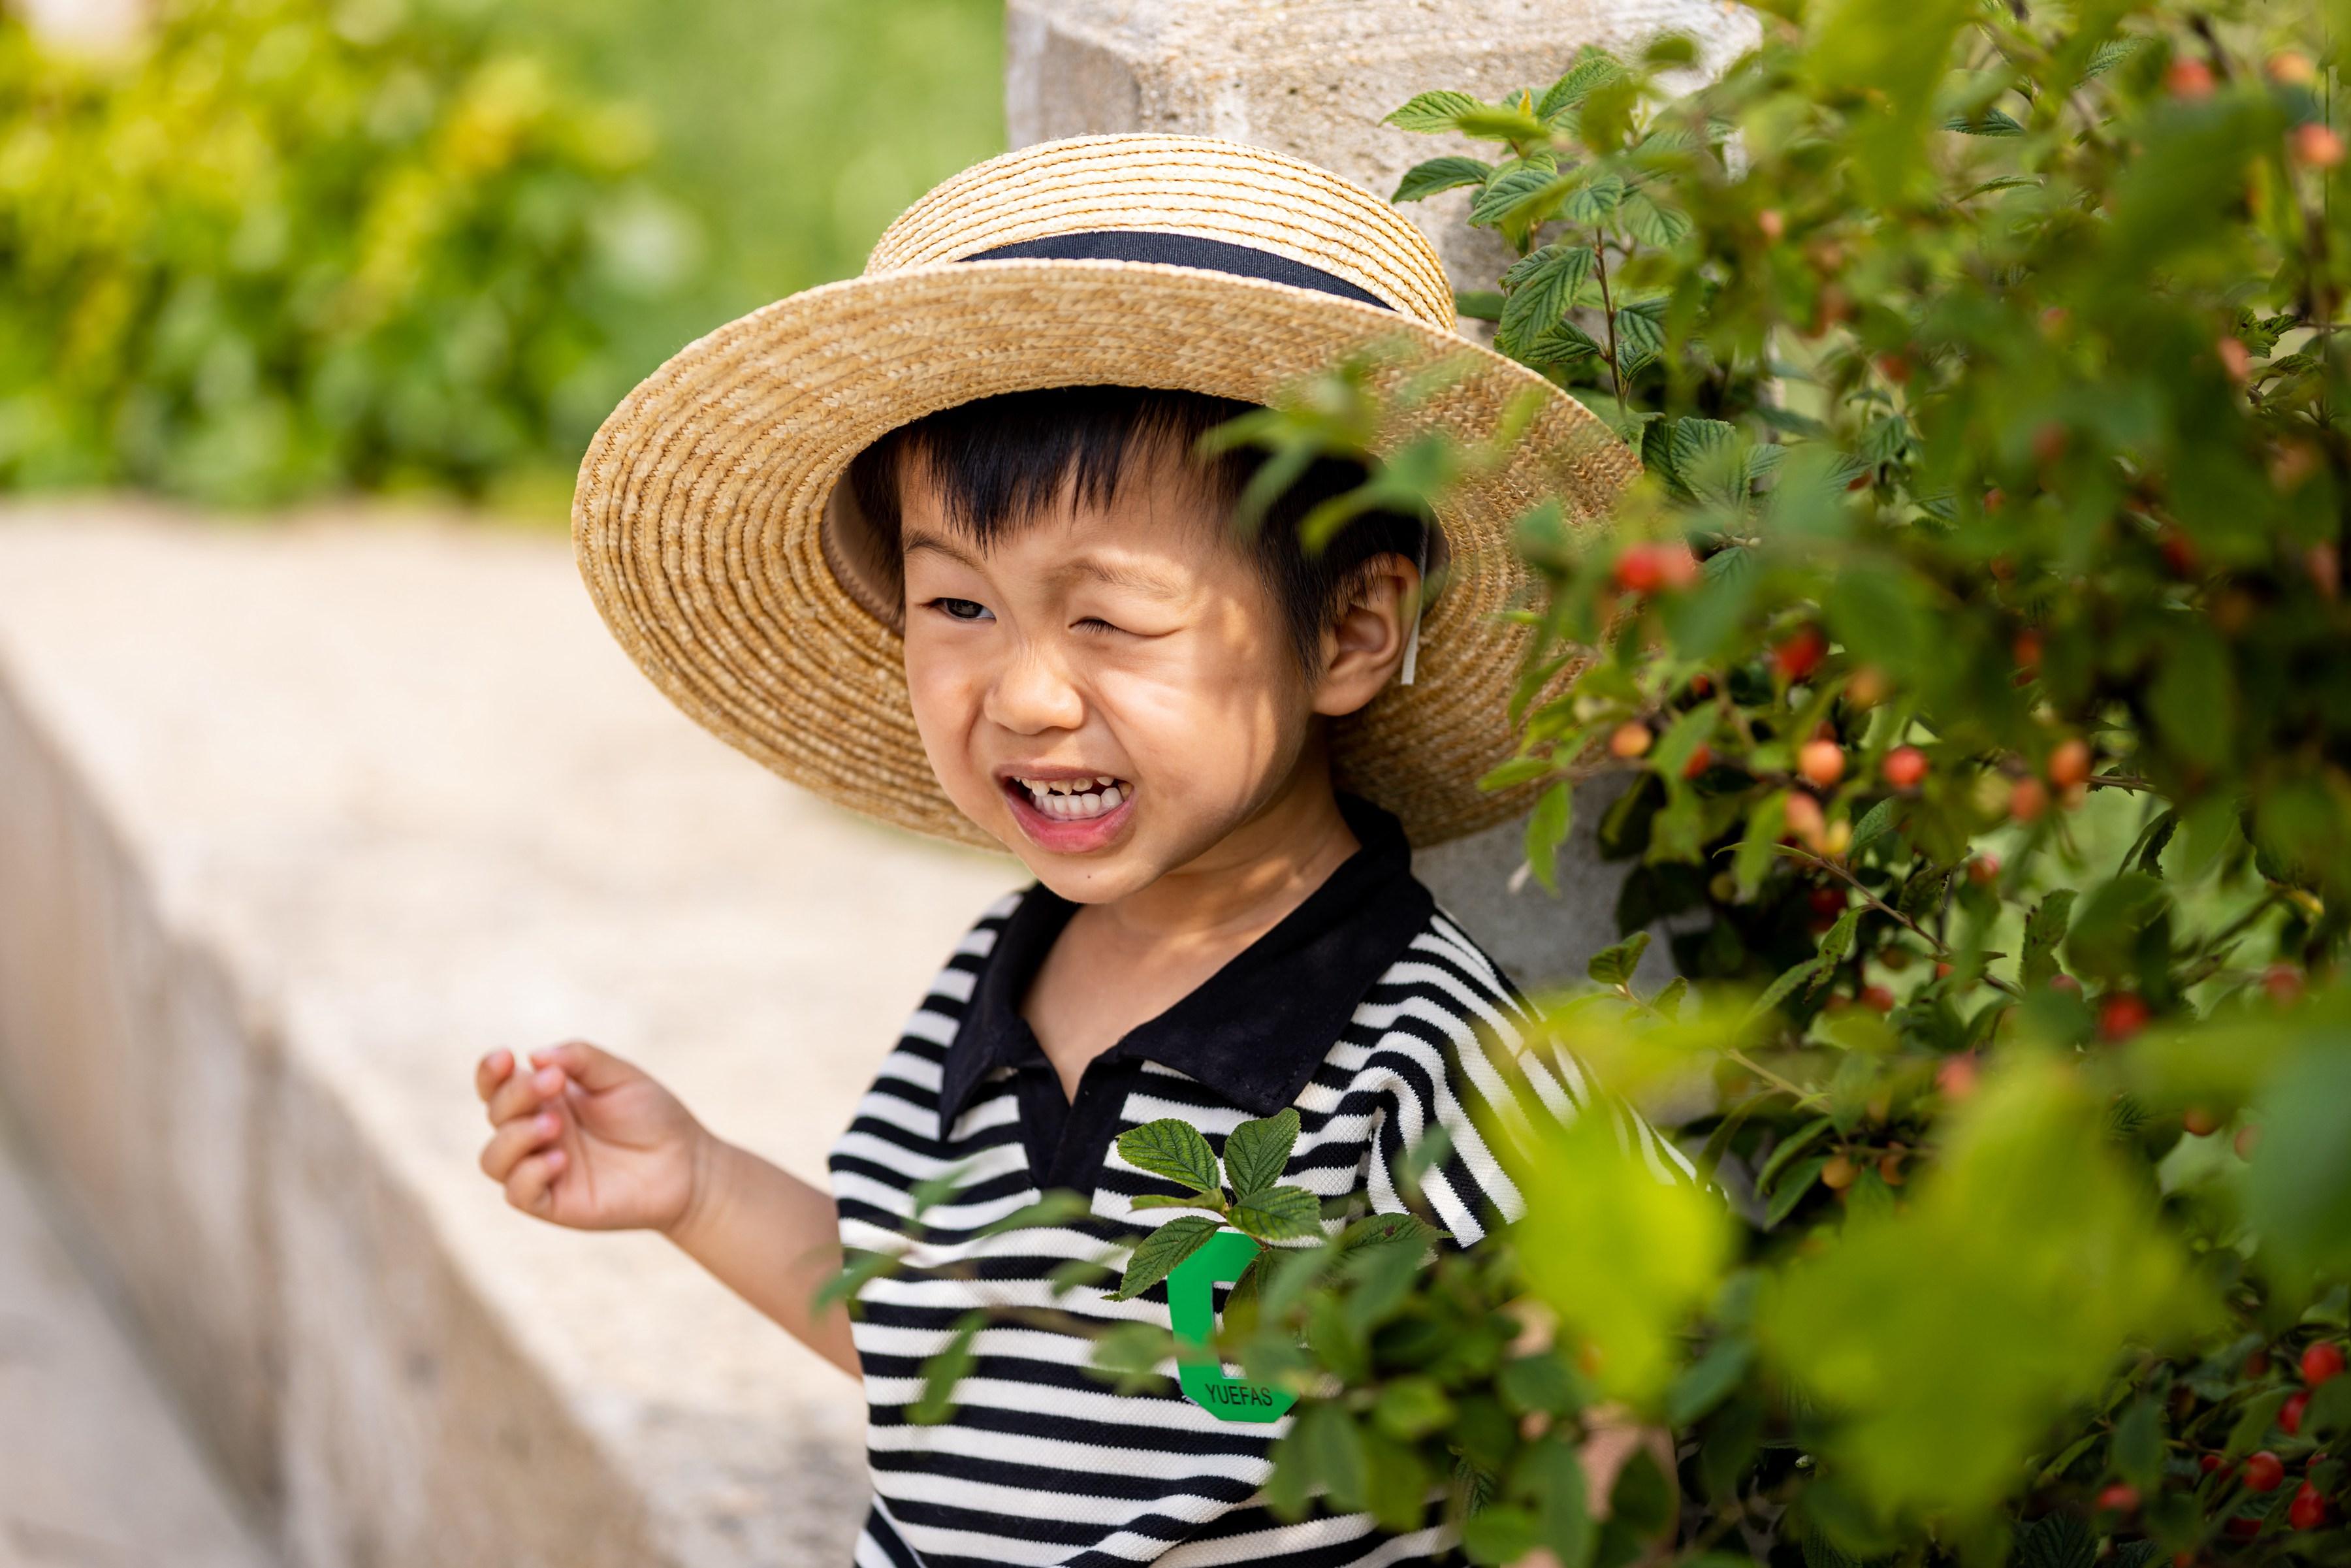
[936, 793, 1436, 1127]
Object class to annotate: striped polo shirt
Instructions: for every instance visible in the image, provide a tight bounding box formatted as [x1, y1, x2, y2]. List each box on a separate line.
[827, 795, 1690, 1567]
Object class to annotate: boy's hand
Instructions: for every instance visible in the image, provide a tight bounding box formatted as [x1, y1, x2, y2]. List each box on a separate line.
[474, 1041, 708, 1234]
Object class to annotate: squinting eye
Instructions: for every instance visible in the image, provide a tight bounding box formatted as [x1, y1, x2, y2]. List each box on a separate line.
[930, 597, 993, 622]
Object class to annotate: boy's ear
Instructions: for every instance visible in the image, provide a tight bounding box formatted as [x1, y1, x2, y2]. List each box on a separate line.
[1311, 552, 1421, 718]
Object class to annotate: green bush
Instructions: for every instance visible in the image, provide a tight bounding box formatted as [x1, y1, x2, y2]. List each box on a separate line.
[881, 1, 2351, 1564]
[0, 0, 692, 508]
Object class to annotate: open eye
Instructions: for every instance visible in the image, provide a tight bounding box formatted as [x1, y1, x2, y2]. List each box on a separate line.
[928, 597, 994, 623]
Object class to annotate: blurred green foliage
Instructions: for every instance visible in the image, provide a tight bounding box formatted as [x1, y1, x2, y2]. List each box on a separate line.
[868, 1, 2351, 1563]
[0, 0, 1002, 511]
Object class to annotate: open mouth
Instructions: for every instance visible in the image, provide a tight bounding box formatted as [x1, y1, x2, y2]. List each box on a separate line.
[1007, 774, 1132, 822]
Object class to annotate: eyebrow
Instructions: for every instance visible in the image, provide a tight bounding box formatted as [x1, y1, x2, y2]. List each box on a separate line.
[904, 527, 1189, 601]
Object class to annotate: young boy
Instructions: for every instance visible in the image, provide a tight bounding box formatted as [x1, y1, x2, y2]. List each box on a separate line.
[475, 135, 1680, 1566]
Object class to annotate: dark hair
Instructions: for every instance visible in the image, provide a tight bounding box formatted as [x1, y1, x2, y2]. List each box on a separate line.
[843, 385, 1430, 671]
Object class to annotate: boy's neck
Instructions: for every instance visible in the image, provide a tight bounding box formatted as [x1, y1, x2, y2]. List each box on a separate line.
[1081, 752, 1360, 952]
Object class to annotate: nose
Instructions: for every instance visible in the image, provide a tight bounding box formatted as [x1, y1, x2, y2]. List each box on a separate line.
[984, 639, 1086, 736]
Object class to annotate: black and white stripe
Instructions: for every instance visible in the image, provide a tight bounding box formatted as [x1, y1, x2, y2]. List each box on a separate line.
[828, 890, 1690, 1567]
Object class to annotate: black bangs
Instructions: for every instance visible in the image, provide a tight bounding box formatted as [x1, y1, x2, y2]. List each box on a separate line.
[844, 385, 1429, 670]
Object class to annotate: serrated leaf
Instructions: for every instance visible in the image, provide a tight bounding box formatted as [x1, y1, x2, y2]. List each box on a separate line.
[1561, 172, 1625, 226]
[1589, 931, 1652, 986]
[1527, 315, 1605, 365]
[1652, 976, 1688, 1019]
[1117, 1118, 1222, 1195]
[1471, 161, 1572, 227]
[1107, 1214, 1222, 1301]
[1747, 957, 1825, 1025]
[1945, 108, 2024, 136]
[1668, 417, 1746, 507]
[1386, 89, 1484, 133]
[2021, 889, 2076, 989]
[2015, 1512, 2094, 1568]
[1815, 907, 1861, 973]
[1224, 1108, 1302, 1197]
[1847, 795, 1904, 861]
[1231, 1185, 1324, 1242]
[1538, 54, 1627, 121]
[1392, 155, 1493, 202]
[1612, 305, 1665, 376]
[1757, 1116, 1835, 1194]
[1621, 190, 1693, 248]
[1495, 244, 1596, 358]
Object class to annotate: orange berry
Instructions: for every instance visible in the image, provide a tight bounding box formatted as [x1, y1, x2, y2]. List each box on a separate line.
[1610, 722, 1654, 759]
[2217, 336, 2252, 383]
[2012, 628, 2042, 671]
[1968, 854, 2000, 886]
[1882, 746, 1928, 790]
[1783, 791, 1827, 849]
[1682, 743, 1714, 780]
[1757, 208, 1785, 242]
[1799, 739, 1846, 788]
[2292, 122, 2346, 169]
[2183, 1106, 2220, 1137]
[1878, 1151, 1906, 1185]
[2167, 57, 2215, 99]
[2048, 737, 2092, 790]
[1613, 541, 1700, 594]
[2009, 777, 2049, 822]
[1876, 352, 1911, 384]
[1859, 984, 1896, 1014]
[2236, 1122, 2263, 1159]
[1773, 626, 1828, 683]
[1821, 1153, 1859, 1190]
[2269, 52, 2317, 86]
[1936, 1053, 1979, 1100]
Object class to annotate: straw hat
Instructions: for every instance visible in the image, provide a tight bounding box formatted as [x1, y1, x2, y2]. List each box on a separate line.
[573, 133, 1635, 850]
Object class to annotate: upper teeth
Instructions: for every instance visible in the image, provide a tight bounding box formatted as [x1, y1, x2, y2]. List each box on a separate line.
[1017, 776, 1127, 820]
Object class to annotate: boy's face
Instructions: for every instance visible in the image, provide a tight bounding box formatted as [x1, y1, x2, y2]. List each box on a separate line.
[897, 448, 1398, 903]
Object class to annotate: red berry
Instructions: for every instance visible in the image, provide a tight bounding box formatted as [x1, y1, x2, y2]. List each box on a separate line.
[2265, 964, 2305, 1004]
[2216, 336, 2252, 385]
[2281, 1391, 2309, 1435]
[2237, 1123, 2263, 1159]
[1773, 626, 1828, 684]
[2201, 1453, 2225, 1475]
[1876, 352, 1911, 385]
[2009, 777, 2050, 823]
[1782, 792, 1827, 850]
[2097, 1483, 2141, 1513]
[1883, 746, 1928, 790]
[2167, 57, 2215, 98]
[1860, 984, 1896, 1014]
[2099, 993, 2152, 1042]
[2245, 1450, 2287, 1493]
[2048, 737, 2092, 790]
[1934, 961, 1955, 980]
[2225, 1516, 2261, 1541]
[2290, 1480, 2327, 1530]
[2246, 1349, 2272, 1378]
[1936, 1053, 1979, 1100]
[2292, 123, 2346, 170]
[1968, 854, 2000, 886]
[2303, 1343, 2346, 1386]
[1757, 208, 1785, 242]
[2050, 973, 2083, 995]
[2183, 1106, 2220, 1137]
[1682, 743, 1713, 781]
[1808, 885, 1849, 920]
[1800, 739, 1846, 788]
[1613, 542, 1699, 594]
[2032, 422, 2070, 466]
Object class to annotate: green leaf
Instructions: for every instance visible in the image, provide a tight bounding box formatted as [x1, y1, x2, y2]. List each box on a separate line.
[1471, 161, 1572, 228]
[1392, 155, 1493, 202]
[1620, 190, 1692, 248]
[1107, 1214, 1222, 1302]
[1538, 53, 1627, 121]
[1128, 1192, 1223, 1212]
[1612, 305, 1665, 376]
[1667, 417, 1746, 508]
[1757, 1116, 1834, 1194]
[1525, 781, 1573, 893]
[1495, 244, 1597, 359]
[2111, 1396, 2162, 1488]
[1224, 1108, 1302, 1196]
[1480, 753, 1558, 792]
[1454, 289, 1505, 321]
[1231, 1185, 1324, 1241]
[1847, 795, 1904, 861]
[908, 1311, 986, 1423]
[2015, 1512, 2094, 1568]
[1117, 1118, 1222, 1194]
[1385, 89, 1485, 133]
[1765, 1156, 1828, 1227]
[1455, 104, 1552, 142]
[1943, 108, 2024, 136]
[1588, 931, 1651, 987]
[2017, 890, 2076, 991]
[1527, 315, 1606, 366]
[1561, 172, 1625, 227]
[1748, 957, 1826, 1025]
[1667, 1337, 1753, 1425]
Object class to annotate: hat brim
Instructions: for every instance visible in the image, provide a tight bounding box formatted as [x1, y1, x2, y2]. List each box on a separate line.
[572, 257, 1637, 850]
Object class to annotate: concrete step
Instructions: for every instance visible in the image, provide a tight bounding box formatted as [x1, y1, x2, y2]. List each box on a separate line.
[0, 500, 1023, 1567]
[0, 1112, 273, 1568]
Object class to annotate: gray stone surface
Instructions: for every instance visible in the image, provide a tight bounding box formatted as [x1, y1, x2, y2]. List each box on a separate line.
[1005, 0, 1759, 295]
[0, 1108, 273, 1568]
[0, 501, 1023, 1566]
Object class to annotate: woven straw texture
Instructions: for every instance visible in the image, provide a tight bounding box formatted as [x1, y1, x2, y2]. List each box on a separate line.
[573, 135, 1637, 850]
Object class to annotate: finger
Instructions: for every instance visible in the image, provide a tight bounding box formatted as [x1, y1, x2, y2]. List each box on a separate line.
[504, 1147, 568, 1216]
[485, 1061, 567, 1128]
[475, 1048, 514, 1103]
[478, 1108, 564, 1182]
[528, 1039, 639, 1094]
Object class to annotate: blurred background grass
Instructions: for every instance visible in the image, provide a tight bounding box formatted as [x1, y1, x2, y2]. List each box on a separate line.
[0, 0, 1003, 517]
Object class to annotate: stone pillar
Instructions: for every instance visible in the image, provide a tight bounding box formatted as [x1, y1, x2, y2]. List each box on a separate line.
[1005, 0, 1754, 987]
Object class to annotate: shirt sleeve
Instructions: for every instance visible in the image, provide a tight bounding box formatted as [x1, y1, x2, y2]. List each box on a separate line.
[1361, 914, 1697, 1251]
